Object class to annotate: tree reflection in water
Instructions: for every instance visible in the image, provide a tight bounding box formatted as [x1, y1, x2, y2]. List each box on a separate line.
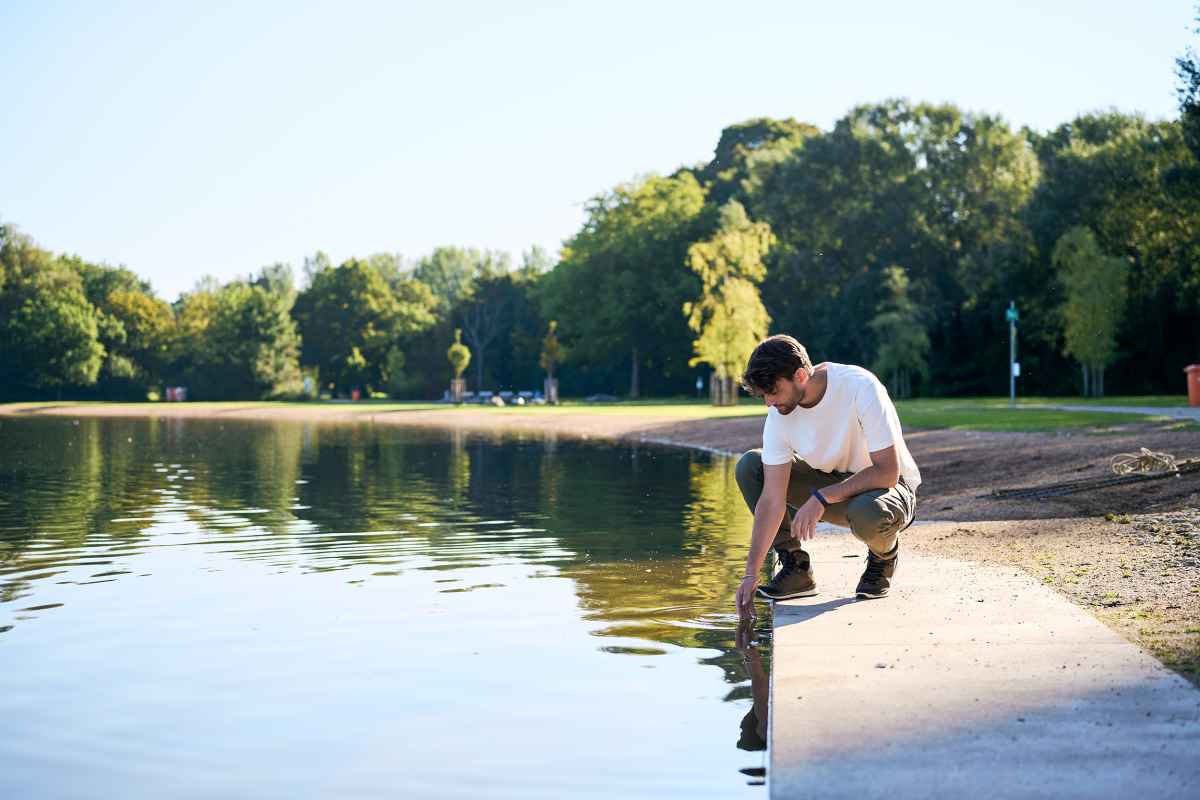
[0, 417, 770, 788]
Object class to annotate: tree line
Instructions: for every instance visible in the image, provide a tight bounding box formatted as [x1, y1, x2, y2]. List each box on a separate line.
[3, 26, 1197, 402]
[0, 233, 559, 400]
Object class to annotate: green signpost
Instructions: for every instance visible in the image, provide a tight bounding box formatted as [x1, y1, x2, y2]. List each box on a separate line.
[1007, 301, 1019, 408]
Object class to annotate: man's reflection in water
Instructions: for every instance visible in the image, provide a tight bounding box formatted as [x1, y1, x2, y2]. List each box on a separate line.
[736, 620, 769, 784]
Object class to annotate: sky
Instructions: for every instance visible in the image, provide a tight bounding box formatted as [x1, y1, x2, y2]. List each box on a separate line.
[2, 0, 1196, 302]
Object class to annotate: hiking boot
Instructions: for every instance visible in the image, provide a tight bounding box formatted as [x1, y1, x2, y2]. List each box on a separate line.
[756, 548, 817, 600]
[856, 544, 898, 599]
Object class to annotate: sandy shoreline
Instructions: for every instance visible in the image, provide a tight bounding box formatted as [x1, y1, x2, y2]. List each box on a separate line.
[5, 401, 1197, 519]
[0, 401, 744, 446]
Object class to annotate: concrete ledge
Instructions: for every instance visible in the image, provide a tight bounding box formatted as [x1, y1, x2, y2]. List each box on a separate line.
[769, 534, 1200, 799]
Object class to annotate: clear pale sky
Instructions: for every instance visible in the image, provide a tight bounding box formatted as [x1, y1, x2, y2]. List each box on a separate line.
[2, 1, 1194, 301]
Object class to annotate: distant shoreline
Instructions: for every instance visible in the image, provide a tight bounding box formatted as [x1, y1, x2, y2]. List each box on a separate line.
[4, 399, 1199, 684]
[3, 400, 1195, 521]
[0, 400, 756, 455]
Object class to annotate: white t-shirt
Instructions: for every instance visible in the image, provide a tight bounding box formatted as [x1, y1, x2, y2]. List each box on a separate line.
[761, 363, 921, 490]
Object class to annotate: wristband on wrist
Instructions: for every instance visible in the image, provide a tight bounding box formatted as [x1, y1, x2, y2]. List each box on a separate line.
[812, 488, 831, 508]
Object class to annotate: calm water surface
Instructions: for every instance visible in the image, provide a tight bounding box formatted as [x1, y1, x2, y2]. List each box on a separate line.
[0, 416, 770, 798]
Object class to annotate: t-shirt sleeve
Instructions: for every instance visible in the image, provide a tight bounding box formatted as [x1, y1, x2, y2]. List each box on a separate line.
[761, 411, 793, 465]
[855, 375, 901, 453]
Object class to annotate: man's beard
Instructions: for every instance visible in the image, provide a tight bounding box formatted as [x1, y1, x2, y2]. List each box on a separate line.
[774, 384, 804, 415]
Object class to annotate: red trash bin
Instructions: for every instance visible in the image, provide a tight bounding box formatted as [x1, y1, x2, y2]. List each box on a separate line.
[1186, 364, 1200, 407]
[351, 388, 361, 401]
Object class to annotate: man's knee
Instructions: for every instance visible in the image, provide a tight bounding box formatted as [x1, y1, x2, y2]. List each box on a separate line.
[735, 449, 763, 486]
[845, 491, 899, 537]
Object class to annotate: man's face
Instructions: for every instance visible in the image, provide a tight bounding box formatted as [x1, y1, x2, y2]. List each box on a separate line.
[761, 371, 806, 415]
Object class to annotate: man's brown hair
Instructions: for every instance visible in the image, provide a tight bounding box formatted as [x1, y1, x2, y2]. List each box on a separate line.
[740, 335, 814, 396]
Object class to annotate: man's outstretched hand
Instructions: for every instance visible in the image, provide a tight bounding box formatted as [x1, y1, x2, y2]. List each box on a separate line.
[790, 495, 824, 542]
[736, 575, 759, 621]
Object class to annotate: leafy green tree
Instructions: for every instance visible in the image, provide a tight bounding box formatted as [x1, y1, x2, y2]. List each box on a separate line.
[541, 173, 708, 397]
[501, 262, 550, 392]
[173, 285, 218, 359]
[701, 117, 820, 205]
[383, 348, 407, 398]
[447, 328, 471, 379]
[364, 252, 408, 288]
[61, 257, 176, 397]
[682, 201, 772, 404]
[460, 272, 513, 389]
[174, 274, 303, 399]
[394, 248, 515, 395]
[463, 252, 551, 393]
[1053, 227, 1128, 397]
[293, 258, 435, 393]
[1029, 111, 1200, 393]
[747, 102, 1039, 395]
[71, 258, 150, 300]
[412, 247, 508, 313]
[0, 225, 104, 397]
[104, 288, 176, 384]
[869, 266, 930, 398]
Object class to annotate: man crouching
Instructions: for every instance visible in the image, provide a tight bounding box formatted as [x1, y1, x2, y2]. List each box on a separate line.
[735, 335, 921, 620]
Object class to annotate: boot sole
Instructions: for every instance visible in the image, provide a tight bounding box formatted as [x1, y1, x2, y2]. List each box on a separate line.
[757, 587, 818, 600]
[855, 590, 889, 599]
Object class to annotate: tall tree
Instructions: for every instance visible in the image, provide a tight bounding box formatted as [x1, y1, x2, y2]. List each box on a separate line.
[1030, 111, 1200, 393]
[683, 201, 773, 404]
[172, 270, 303, 399]
[750, 101, 1038, 394]
[103, 288, 176, 387]
[65, 257, 175, 396]
[701, 117, 821, 206]
[293, 258, 435, 394]
[0, 226, 105, 397]
[1053, 227, 1128, 397]
[869, 266, 930, 398]
[542, 173, 707, 397]
[459, 273, 514, 390]
[412, 247, 508, 313]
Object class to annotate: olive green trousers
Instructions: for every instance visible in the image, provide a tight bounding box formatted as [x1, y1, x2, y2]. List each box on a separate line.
[734, 449, 916, 558]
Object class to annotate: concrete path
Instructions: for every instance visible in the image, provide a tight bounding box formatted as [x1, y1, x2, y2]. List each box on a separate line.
[1035, 403, 1200, 422]
[768, 534, 1200, 799]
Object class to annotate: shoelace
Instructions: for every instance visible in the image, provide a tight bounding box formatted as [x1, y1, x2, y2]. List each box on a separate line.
[862, 556, 887, 581]
[777, 552, 805, 576]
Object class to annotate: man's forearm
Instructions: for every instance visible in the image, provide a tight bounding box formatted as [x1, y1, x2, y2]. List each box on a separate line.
[821, 464, 898, 504]
[745, 499, 786, 576]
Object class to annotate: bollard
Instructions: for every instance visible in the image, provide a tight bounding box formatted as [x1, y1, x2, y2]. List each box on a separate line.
[1185, 364, 1200, 407]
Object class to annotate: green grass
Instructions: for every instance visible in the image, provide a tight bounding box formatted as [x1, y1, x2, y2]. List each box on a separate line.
[3, 395, 1191, 433]
[892, 398, 1184, 432]
[540, 395, 1187, 430]
[1015, 395, 1187, 408]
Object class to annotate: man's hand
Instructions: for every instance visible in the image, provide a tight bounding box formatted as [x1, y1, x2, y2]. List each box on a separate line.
[790, 495, 825, 542]
[736, 575, 759, 621]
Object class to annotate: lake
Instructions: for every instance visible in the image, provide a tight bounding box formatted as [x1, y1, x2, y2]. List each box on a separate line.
[0, 416, 769, 798]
